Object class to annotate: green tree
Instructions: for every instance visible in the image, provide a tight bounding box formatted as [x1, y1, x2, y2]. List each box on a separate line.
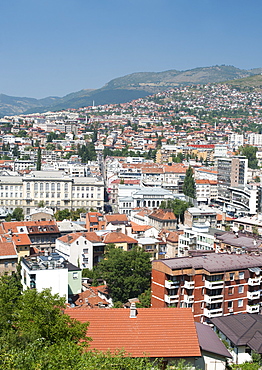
[136, 288, 151, 308]
[38, 200, 45, 208]
[54, 209, 71, 221]
[97, 247, 151, 303]
[6, 207, 24, 221]
[239, 145, 259, 169]
[12, 144, 20, 158]
[36, 147, 41, 171]
[182, 166, 196, 198]
[160, 199, 191, 223]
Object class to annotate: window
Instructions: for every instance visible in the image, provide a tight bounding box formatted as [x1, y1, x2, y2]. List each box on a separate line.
[239, 271, 244, 280]
[45, 183, 49, 191]
[238, 299, 243, 307]
[34, 183, 38, 191]
[230, 273, 235, 281]
[64, 183, 68, 191]
[57, 183, 60, 191]
[73, 272, 78, 280]
[228, 301, 233, 308]
[26, 183, 30, 190]
[51, 183, 55, 191]
[228, 287, 234, 295]
[238, 285, 244, 294]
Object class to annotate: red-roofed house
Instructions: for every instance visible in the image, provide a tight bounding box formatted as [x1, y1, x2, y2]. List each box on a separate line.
[65, 306, 201, 365]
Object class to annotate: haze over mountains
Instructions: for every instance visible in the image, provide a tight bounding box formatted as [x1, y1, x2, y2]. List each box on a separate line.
[1, 65, 262, 117]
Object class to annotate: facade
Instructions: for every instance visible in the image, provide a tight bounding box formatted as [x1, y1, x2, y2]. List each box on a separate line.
[178, 224, 216, 257]
[55, 232, 105, 270]
[147, 208, 177, 231]
[0, 170, 104, 215]
[151, 253, 262, 323]
[0, 238, 18, 276]
[21, 253, 70, 301]
[184, 207, 218, 228]
[118, 187, 174, 214]
[86, 212, 106, 232]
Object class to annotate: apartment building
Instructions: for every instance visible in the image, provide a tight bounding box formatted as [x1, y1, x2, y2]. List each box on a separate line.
[151, 253, 262, 323]
[0, 170, 104, 215]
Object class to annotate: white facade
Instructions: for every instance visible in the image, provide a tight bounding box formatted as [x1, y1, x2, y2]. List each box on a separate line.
[55, 234, 94, 270]
[0, 170, 104, 215]
[248, 133, 262, 146]
[178, 224, 215, 257]
[21, 255, 69, 301]
[229, 133, 244, 149]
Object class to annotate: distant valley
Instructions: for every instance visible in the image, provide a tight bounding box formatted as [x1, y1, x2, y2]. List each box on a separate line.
[1, 65, 262, 117]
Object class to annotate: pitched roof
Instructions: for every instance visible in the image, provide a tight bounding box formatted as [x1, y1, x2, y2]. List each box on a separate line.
[65, 307, 201, 358]
[103, 232, 137, 245]
[105, 214, 129, 223]
[195, 322, 231, 358]
[149, 209, 176, 221]
[211, 313, 262, 353]
[0, 239, 17, 257]
[130, 222, 152, 232]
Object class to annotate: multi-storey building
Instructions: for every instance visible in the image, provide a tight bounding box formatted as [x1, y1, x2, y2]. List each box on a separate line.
[151, 253, 262, 323]
[0, 170, 104, 215]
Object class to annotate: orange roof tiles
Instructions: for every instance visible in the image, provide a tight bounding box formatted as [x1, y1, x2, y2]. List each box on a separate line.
[149, 209, 176, 221]
[0, 240, 17, 257]
[105, 214, 129, 223]
[103, 232, 137, 245]
[130, 222, 152, 232]
[65, 307, 201, 358]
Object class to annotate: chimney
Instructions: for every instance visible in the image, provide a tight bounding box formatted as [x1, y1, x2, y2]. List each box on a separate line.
[130, 302, 137, 318]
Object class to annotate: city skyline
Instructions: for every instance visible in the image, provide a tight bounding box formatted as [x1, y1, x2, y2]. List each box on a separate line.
[1, 0, 262, 98]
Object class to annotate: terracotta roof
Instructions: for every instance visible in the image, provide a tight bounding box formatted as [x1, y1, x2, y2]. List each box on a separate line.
[2, 220, 59, 234]
[103, 232, 137, 245]
[0, 240, 17, 257]
[58, 232, 102, 244]
[11, 233, 31, 246]
[65, 307, 201, 358]
[105, 214, 129, 223]
[149, 209, 176, 221]
[130, 222, 152, 232]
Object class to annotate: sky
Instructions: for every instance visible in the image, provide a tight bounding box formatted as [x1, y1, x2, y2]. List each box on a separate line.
[0, 0, 262, 99]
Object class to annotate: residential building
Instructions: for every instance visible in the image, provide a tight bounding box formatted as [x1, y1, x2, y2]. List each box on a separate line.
[151, 253, 262, 323]
[147, 208, 177, 231]
[1, 220, 60, 256]
[195, 180, 218, 205]
[55, 231, 105, 269]
[211, 313, 262, 364]
[178, 224, 217, 257]
[86, 212, 106, 232]
[65, 305, 201, 366]
[0, 237, 18, 276]
[102, 231, 138, 251]
[21, 253, 81, 302]
[184, 207, 218, 228]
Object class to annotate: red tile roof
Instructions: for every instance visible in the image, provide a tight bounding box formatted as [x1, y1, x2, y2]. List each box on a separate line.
[105, 214, 129, 223]
[65, 307, 201, 358]
[103, 232, 137, 245]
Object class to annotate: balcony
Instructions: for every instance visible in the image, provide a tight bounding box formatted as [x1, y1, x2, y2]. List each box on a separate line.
[204, 294, 224, 304]
[165, 280, 180, 289]
[164, 294, 179, 304]
[204, 307, 223, 318]
[247, 290, 261, 300]
[205, 280, 224, 290]
[183, 294, 194, 304]
[246, 304, 260, 313]
[248, 277, 261, 286]
[183, 281, 195, 289]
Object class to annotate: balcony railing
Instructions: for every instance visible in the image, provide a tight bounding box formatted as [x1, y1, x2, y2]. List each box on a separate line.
[248, 277, 261, 286]
[247, 290, 260, 300]
[246, 304, 260, 313]
[183, 294, 194, 304]
[183, 281, 195, 289]
[164, 294, 179, 304]
[204, 294, 224, 304]
[165, 280, 180, 289]
[204, 307, 223, 318]
[205, 280, 224, 290]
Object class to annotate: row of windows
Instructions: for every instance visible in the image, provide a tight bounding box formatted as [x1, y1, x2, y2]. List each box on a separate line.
[0, 185, 22, 191]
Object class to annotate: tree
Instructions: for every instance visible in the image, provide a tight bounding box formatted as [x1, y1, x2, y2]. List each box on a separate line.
[36, 147, 41, 171]
[160, 199, 191, 223]
[12, 144, 20, 158]
[239, 145, 259, 169]
[54, 209, 71, 221]
[38, 200, 45, 208]
[6, 207, 24, 221]
[97, 247, 151, 303]
[182, 166, 196, 198]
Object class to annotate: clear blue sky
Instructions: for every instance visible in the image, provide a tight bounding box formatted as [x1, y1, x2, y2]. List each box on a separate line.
[0, 0, 261, 98]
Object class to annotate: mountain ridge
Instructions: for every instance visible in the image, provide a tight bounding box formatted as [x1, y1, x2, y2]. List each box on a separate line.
[1, 65, 261, 116]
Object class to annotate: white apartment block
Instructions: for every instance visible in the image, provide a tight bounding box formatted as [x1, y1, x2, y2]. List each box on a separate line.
[248, 133, 262, 146]
[229, 133, 244, 149]
[0, 170, 104, 215]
